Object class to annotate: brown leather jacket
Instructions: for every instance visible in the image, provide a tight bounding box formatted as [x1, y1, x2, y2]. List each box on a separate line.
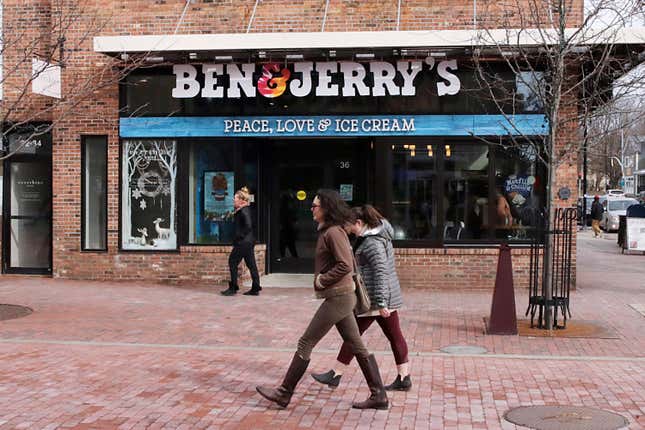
[313, 224, 355, 299]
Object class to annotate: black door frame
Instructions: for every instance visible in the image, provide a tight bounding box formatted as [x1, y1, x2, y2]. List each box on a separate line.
[2, 151, 53, 275]
[262, 137, 372, 274]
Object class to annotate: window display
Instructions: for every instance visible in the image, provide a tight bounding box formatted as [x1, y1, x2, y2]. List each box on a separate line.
[188, 142, 235, 244]
[121, 140, 177, 250]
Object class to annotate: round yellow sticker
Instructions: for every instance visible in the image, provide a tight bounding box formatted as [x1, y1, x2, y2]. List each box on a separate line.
[296, 190, 306, 201]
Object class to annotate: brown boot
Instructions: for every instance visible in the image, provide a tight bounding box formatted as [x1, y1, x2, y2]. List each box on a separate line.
[352, 354, 389, 410]
[256, 353, 309, 408]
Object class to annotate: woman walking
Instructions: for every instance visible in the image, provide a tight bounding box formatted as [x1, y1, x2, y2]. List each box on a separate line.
[312, 204, 411, 391]
[256, 190, 388, 410]
[220, 187, 262, 296]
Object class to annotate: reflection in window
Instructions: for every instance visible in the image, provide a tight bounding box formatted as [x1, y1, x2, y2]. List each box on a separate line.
[82, 136, 107, 250]
[516, 71, 544, 113]
[494, 143, 544, 240]
[188, 142, 235, 244]
[391, 144, 438, 240]
[121, 140, 177, 250]
[444, 145, 489, 241]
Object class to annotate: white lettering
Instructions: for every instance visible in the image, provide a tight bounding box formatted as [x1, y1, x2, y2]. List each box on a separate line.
[397, 61, 423, 96]
[227, 63, 256, 98]
[370, 62, 400, 96]
[201, 64, 224, 98]
[401, 118, 415, 131]
[437, 60, 461, 96]
[172, 65, 200, 98]
[224, 120, 234, 133]
[290, 62, 314, 97]
[340, 62, 370, 96]
[315, 62, 339, 96]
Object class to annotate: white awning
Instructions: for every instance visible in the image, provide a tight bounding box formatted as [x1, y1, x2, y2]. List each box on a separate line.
[94, 28, 645, 55]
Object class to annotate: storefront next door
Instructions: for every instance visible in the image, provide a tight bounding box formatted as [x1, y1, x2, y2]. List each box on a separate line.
[2, 131, 53, 274]
[268, 139, 369, 273]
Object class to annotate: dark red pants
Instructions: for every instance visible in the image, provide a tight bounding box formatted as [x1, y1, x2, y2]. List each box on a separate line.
[336, 311, 409, 365]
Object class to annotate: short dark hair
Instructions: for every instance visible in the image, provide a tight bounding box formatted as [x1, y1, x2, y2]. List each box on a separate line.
[352, 204, 384, 229]
[315, 189, 353, 226]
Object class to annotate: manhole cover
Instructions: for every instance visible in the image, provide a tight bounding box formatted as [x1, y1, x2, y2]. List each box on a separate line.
[0, 304, 33, 321]
[440, 345, 488, 354]
[504, 406, 628, 430]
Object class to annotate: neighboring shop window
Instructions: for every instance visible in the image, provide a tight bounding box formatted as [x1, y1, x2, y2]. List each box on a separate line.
[121, 140, 177, 250]
[443, 144, 489, 241]
[494, 143, 544, 240]
[390, 143, 439, 240]
[81, 136, 107, 251]
[188, 141, 235, 244]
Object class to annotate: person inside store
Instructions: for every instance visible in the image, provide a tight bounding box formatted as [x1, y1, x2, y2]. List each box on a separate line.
[311, 204, 412, 392]
[220, 187, 262, 296]
[495, 186, 514, 234]
[256, 189, 389, 410]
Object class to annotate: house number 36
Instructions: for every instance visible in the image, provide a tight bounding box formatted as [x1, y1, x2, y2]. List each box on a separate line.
[339, 161, 351, 169]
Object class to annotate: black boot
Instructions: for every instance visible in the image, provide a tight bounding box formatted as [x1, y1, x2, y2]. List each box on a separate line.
[243, 283, 262, 296]
[352, 354, 389, 410]
[385, 374, 412, 391]
[220, 282, 238, 296]
[311, 369, 342, 388]
[256, 353, 309, 408]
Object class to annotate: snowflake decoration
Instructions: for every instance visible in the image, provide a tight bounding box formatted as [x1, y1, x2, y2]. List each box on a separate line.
[162, 185, 170, 196]
[132, 188, 142, 199]
[139, 199, 147, 210]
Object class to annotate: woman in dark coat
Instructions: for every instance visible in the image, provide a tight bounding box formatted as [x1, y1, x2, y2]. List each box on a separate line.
[221, 187, 262, 296]
[256, 189, 388, 410]
[312, 204, 411, 391]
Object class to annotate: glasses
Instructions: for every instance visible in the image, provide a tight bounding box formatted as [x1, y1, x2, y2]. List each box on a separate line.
[311, 204, 320, 209]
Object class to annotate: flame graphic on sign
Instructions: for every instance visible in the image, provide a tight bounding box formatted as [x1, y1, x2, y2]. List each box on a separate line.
[257, 63, 291, 98]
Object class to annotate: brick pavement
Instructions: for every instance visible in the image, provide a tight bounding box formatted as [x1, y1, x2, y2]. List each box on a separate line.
[0, 229, 643, 429]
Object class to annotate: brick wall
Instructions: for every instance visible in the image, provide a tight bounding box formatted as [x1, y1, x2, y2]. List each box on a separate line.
[1, 0, 582, 288]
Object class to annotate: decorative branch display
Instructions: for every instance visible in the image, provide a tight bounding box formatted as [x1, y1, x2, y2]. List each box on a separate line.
[121, 140, 177, 250]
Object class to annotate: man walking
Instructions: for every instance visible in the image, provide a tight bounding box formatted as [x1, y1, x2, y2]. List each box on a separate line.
[590, 195, 604, 238]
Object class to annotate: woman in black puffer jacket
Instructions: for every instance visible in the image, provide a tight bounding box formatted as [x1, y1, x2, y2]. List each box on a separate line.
[311, 204, 411, 391]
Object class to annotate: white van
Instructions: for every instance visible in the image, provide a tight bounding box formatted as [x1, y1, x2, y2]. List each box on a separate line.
[601, 197, 639, 231]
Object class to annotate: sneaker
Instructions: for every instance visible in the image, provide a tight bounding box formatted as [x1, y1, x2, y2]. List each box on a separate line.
[220, 288, 237, 296]
[384, 375, 412, 391]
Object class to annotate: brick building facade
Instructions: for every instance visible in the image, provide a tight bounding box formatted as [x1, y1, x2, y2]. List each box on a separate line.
[1, 0, 590, 289]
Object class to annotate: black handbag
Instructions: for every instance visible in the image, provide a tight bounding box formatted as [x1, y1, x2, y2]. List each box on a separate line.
[352, 255, 371, 314]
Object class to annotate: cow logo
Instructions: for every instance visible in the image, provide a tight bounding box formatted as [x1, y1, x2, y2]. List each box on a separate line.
[257, 63, 291, 98]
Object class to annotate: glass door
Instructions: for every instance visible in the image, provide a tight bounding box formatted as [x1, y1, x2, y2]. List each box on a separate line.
[3, 133, 53, 274]
[268, 140, 368, 273]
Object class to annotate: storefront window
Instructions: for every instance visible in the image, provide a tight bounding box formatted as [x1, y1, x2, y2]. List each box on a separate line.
[443, 144, 489, 241]
[390, 143, 438, 240]
[81, 136, 107, 251]
[121, 139, 177, 250]
[494, 143, 544, 240]
[188, 142, 235, 244]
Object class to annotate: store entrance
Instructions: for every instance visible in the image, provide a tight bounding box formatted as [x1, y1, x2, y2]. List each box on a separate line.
[2, 130, 53, 274]
[268, 139, 369, 273]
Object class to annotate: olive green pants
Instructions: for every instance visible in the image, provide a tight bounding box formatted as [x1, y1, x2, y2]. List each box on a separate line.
[297, 292, 369, 361]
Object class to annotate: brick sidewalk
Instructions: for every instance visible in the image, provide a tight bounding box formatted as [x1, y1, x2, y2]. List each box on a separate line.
[0, 231, 643, 429]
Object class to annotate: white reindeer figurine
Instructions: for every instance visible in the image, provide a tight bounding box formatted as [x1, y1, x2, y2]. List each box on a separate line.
[153, 218, 171, 241]
[136, 227, 148, 246]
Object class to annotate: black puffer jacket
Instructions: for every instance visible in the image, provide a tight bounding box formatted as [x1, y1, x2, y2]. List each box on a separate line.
[354, 219, 403, 311]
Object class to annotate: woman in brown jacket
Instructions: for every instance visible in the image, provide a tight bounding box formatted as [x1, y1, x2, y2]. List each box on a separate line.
[256, 189, 388, 410]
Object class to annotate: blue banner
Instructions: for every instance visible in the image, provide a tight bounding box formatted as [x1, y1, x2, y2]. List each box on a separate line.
[120, 114, 547, 138]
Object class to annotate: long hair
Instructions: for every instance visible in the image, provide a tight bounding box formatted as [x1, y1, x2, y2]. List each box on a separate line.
[315, 189, 353, 226]
[352, 204, 384, 229]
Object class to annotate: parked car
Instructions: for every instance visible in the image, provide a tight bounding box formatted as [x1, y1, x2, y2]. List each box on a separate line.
[601, 197, 639, 232]
[577, 194, 607, 226]
[607, 189, 626, 197]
